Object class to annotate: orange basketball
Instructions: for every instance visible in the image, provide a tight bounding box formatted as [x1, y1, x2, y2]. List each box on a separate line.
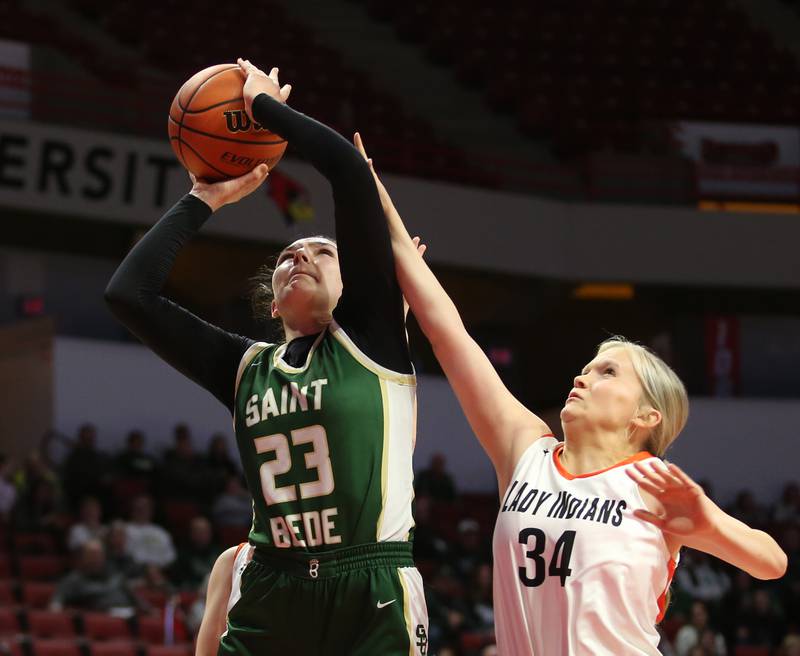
[168, 64, 288, 181]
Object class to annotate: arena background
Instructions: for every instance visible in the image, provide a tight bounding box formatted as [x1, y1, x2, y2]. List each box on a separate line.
[1, 0, 799, 654]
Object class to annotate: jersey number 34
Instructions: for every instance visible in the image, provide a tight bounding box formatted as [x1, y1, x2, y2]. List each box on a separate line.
[518, 528, 576, 587]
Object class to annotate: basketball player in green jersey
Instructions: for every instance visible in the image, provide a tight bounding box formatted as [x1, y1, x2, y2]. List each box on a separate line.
[105, 60, 429, 655]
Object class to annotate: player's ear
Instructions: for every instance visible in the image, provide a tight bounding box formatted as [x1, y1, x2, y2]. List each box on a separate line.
[270, 299, 280, 319]
[634, 406, 661, 431]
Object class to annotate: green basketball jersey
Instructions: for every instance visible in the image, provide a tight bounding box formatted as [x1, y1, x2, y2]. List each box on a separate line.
[233, 321, 417, 552]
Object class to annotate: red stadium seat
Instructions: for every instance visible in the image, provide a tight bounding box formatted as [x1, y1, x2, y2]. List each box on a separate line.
[145, 645, 193, 656]
[88, 641, 138, 656]
[0, 579, 16, 605]
[136, 616, 164, 644]
[162, 500, 200, 535]
[0, 607, 20, 636]
[82, 613, 132, 641]
[21, 582, 57, 609]
[18, 556, 67, 581]
[12, 532, 58, 555]
[733, 648, 770, 656]
[216, 525, 249, 548]
[0, 637, 24, 656]
[29, 639, 82, 656]
[136, 588, 167, 610]
[27, 610, 77, 638]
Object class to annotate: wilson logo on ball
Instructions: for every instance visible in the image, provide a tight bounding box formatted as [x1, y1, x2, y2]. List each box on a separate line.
[169, 63, 287, 181]
[223, 110, 266, 133]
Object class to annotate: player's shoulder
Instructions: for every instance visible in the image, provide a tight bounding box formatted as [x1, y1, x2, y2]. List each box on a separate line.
[235, 341, 273, 392]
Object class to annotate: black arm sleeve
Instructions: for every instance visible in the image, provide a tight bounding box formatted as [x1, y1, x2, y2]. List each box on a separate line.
[104, 194, 254, 413]
[252, 94, 412, 374]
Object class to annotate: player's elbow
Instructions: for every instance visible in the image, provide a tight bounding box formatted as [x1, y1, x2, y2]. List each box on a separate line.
[752, 547, 788, 580]
[766, 549, 788, 580]
[103, 280, 125, 312]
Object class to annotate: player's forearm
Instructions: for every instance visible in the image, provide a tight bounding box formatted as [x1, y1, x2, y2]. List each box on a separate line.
[385, 204, 466, 347]
[251, 94, 368, 185]
[693, 505, 787, 579]
[104, 194, 212, 315]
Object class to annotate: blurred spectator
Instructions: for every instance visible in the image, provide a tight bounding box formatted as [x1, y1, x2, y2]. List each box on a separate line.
[674, 550, 731, 612]
[452, 518, 489, 579]
[50, 539, 139, 613]
[728, 490, 768, 529]
[115, 430, 158, 483]
[780, 633, 800, 656]
[61, 424, 112, 511]
[12, 477, 64, 531]
[170, 516, 220, 588]
[106, 520, 143, 580]
[161, 424, 206, 500]
[416, 453, 456, 502]
[468, 563, 494, 632]
[211, 475, 253, 527]
[658, 626, 677, 656]
[779, 526, 800, 626]
[125, 494, 176, 568]
[206, 434, 238, 478]
[774, 483, 800, 525]
[674, 601, 726, 656]
[734, 588, 784, 649]
[412, 494, 449, 562]
[13, 451, 59, 495]
[480, 646, 498, 656]
[67, 496, 107, 551]
[0, 454, 16, 520]
[425, 569, 470, 652]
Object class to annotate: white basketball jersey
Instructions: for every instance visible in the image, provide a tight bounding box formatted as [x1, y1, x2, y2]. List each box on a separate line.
[493, 436, 677, 656]
[227, 543, 254, 612]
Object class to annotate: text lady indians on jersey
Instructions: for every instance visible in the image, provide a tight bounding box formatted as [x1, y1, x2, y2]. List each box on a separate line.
[244, 379, 328, 426]
[501, 481, 627, 527]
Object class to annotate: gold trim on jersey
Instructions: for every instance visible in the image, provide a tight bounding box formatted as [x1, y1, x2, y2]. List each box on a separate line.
[234, 341, 271, 397]
[376, 378, 391, 541]
[271, 330, 326, 374]
[329, 321, 416, 385]
[397, 569, 414, 656]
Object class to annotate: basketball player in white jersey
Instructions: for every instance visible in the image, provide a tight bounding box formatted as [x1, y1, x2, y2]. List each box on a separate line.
[196, 543, 254, 656]
[353, 134, 787, 655]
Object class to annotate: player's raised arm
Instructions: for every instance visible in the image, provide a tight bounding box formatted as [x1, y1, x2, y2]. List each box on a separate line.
[353, 134, 550, 484]
[627, 461, 787, 580]
[103, 167, 268, 412]
[238, 59, 410, 374]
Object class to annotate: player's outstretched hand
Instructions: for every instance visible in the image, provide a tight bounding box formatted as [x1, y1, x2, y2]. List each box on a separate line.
[188, 165, 269, 213]
[238, 58, 292, 122]
[626, 461, 715, 538]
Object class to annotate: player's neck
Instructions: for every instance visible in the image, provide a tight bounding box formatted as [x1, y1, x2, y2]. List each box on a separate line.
[559, 430, 640, 475]
[281, 311, 332, 342]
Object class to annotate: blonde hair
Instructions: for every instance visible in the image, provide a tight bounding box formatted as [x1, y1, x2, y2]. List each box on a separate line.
[597, 336, 689, 457]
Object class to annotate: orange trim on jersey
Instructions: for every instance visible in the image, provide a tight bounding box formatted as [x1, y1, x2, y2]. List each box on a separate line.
[552, 443, 652, 480]
[656, 558, 677, 623]
[233, 542, 247, 560]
